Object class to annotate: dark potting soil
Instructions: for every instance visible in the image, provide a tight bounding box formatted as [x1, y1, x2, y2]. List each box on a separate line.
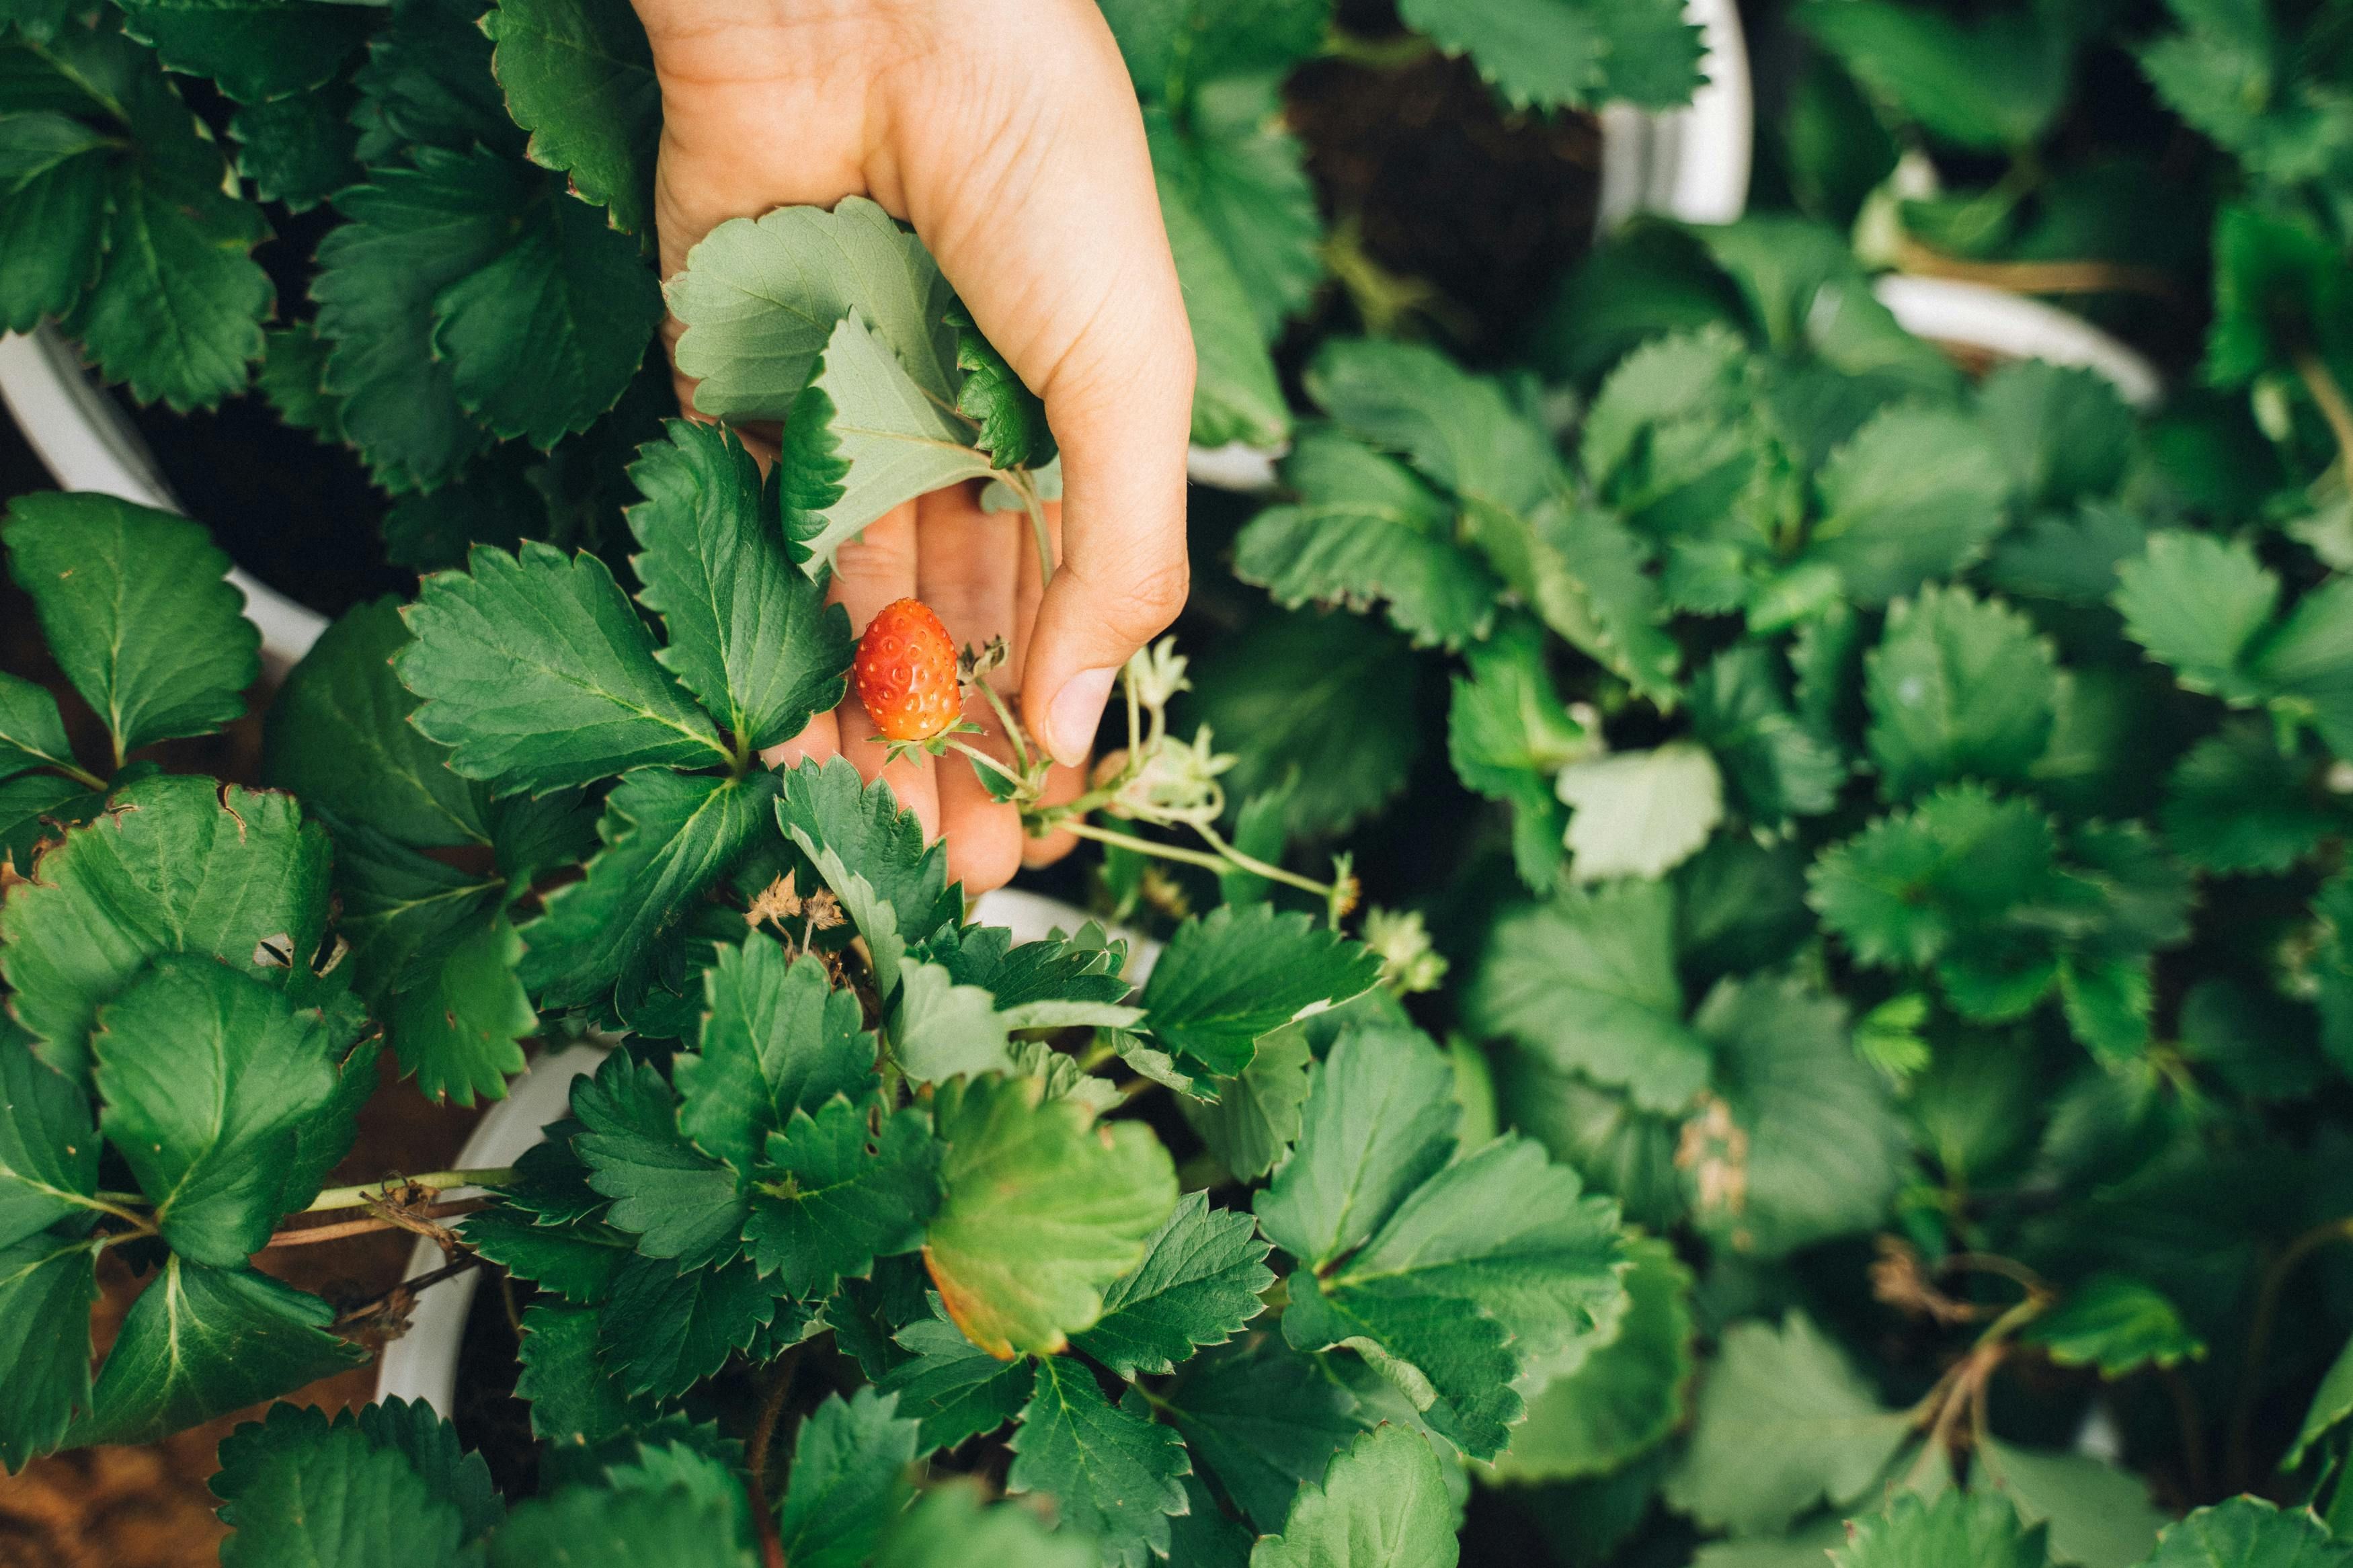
[116, 382, 407, 622]
[1285, 5, 1603, 362]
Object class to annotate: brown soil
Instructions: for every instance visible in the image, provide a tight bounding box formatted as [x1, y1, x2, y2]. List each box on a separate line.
[1, 413, 488, 1568]
[1285, 25, 1603, 359]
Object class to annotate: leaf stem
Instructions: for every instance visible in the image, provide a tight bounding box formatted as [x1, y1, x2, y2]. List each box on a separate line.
[2226, 1214, 2353, 1489]
[301, 1167, 516, 1214]
[1008, 470, 1056, 588]
[973, 675, 1031, 774]
[53, 759, 107, 792]
[266, 1198, 491, 1248]
[941, 737, 1027, 792]
[2293, 349, 2353, 477]
[1319, 24, 1436, 69]
[1188, 819, 1331, 900]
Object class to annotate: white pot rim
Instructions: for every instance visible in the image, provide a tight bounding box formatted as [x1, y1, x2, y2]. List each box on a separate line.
[371, 890, 1154, 1415]
[1870, 273, 2164, 409]
[1185, 0, 1757, 493]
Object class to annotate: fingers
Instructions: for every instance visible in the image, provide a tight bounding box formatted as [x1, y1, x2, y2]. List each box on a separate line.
[883, 0, 1196, 767]
[826, 501, 939, 840]
[916, 485, 1024, 895]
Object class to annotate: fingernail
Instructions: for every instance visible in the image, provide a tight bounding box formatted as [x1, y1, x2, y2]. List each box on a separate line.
[1047, 666, 1118, 767]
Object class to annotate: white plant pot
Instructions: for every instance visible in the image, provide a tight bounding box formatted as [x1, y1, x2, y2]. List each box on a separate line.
[1871, 274, 2163, 410]
[0, 325, 331, 673]
[371, 890, 1154, 1415]
[1185, 0, 1755, 494]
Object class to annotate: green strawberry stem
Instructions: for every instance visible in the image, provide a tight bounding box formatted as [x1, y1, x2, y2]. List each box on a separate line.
[303, 1166, 518, 1213]
[1060, 818, 1339, 902]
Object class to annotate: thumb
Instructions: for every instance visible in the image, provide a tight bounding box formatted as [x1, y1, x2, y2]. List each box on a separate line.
[893, 9, 1196, 767]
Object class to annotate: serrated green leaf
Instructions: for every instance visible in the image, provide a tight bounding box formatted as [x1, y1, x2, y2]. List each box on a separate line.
[674, 941, 874, 1178]
[488, 1479, 759, 1568]
[1662, 1312, 1911, 1536]
[1803, 0, 2075, 149]
[1985, 503, 2151, 606]
[1487, 1234, 1692, 1483]
[776, 755, 960, 947]
[1803, 406, 2011, 604]
[1146, 78, 1322, 339]
[1254, 1024, 1455, 1268]
[1446, 618, 1586, 886]
[5, 493, 259, 761]
[1008, 1360, 1191, 1568]
[229, 79, 358, 211]
[1248, 1423, 1458, 1568]
[1181, 1025, 1312, 1183]
[399, 540, 726, 795]
[1689, 645, 1847, 825]
[212, 1404, 470, 1568]
[1690, 975, 1904, 1256]
[92, 958, 345, 1266]
[1976, 1440, 2167, 1568]
[1282, 1130, 1627, 1460]
[432, 175, 664, 448]
[1235, 427, 1499, 651]
[1403, 0, 1700, 108]
[1834, 1490, 2053, 1568]
[887, 959, 1016, 1083]
[629, 419, 854, 750]
[877, 1302, 1039, 1453]
[1159, 162, 1290, 448]
[2164, 723, 2335, 874]
[744, 1098, 939, 1298]
[255, 323, 345, 441]
[2022, 1275, 2205, 1378]
[600, 1251, 790, 1401]
[460, 1203, 631, 1304]
[0, 774, 331, 1085]
[1160, 1333, 1365, 1533]
[572, 1050, 745, 1266]
[1071, 1190, 1273, 1377]
[1141, 903, 1383, 1079]
[669, 196, 959, 421]
[0, 140, 105, 335]
[264, 597, 487, 849]
[1306, 338, 1558, 516]
[112, 0, 370, 103]
[2112, 531, 2278, 702]
[773, 310, 996, 572]
[1866, 585, 2059, 800]
[1556, 742, 1725, 883]
[922, 1071, 1178, 1358]
[75, 1258, 365, 1446]
[483, 0, 657, 233]
[1808, 786, 2057, 970]
[945, 299, 1054, 468]
[327, 821, 505, 1005]
[0, 671, 75, 784]
[0, 1030, 97, 1251]
[1466, 880, 1711, 1114]
[519, 769, 780, 1011]
[1977, 362, 2135, 513]
[516, 1301, 656, 1448]
[776, 1389, 922, 1568]
[390, 910, 535, 1107]
[0, 1233, 99, 1470]
[873, 1479, 1099, 1568]
[1188, 606, 1425, 840]
[69, 164, 273, 412]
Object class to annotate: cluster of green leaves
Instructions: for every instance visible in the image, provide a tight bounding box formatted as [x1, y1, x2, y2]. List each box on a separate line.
[1199, 163, 2353, 1566]
[1092, 0, 1701, 456]
[1, 493, 381, 1466]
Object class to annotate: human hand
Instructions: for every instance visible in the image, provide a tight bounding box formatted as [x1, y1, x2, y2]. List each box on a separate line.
[631, 0, 1196, 894]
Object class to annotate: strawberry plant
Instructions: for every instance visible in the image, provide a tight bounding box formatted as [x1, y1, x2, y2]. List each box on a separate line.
[6, 0, 2353, 1563]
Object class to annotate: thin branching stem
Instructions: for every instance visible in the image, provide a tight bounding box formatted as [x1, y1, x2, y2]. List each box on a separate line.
[303, 1167, 516, 1214]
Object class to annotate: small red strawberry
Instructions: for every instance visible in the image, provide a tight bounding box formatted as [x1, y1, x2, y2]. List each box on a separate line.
[854, 598, 961, 742]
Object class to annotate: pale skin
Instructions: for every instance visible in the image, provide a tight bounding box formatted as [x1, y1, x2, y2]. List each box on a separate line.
[630, 0, 1199, 894]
